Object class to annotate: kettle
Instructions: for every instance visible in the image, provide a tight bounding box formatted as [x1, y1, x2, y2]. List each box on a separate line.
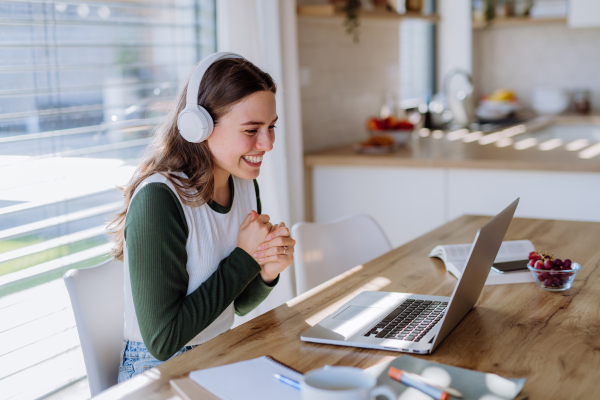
[443, 69, 476, 128]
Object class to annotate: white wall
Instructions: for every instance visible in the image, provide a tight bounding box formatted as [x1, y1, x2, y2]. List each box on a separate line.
[472, 23, 600, 112]
[298, 17, 400, 152]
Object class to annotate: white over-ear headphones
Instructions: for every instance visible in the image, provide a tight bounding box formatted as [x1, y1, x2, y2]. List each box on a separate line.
[177, 52, 245, 143]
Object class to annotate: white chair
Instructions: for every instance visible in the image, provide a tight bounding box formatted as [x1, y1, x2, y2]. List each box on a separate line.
[292, 214, 392, 295]
[63, 258, 124, 396]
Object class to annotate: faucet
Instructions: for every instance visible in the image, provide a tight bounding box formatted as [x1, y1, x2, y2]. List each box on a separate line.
[442, 69, 476, 129]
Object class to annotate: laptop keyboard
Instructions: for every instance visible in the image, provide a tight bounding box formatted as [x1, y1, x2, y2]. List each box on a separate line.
[363, 299, 448, 342]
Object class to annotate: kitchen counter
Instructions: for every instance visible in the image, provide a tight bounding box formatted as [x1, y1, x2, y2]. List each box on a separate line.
[304, 115, 600, 246]
[305, 115, 600, 173]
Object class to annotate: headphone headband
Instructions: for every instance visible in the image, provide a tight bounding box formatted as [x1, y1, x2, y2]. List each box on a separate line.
[177, 52, 245, 143]
[186, 52, 245, 106]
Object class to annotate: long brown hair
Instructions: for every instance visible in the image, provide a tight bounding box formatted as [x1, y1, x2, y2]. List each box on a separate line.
[108, 58, 277, 260]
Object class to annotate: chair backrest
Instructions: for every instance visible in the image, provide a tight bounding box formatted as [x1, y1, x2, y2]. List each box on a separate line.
[63, 258, 124, 396]
[292, 214, 392, 295]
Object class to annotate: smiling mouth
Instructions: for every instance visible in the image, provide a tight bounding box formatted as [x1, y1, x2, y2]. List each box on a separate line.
[242, 155, 263, 164]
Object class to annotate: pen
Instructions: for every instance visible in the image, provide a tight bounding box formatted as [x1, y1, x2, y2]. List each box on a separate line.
[388, 367, 450, 400]
[274, 373, 301, 390]
[402, 371, 463, 398]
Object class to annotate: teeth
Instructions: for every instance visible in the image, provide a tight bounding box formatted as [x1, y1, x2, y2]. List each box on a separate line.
[243, 155, 263, 164]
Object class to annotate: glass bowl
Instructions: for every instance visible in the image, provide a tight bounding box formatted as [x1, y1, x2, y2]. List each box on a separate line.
[527, 262, 581, 291]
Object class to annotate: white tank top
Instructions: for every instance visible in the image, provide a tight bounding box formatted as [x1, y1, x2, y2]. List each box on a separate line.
[122, 172, 258, 346]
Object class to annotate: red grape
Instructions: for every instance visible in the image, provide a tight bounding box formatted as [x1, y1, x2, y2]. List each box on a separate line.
[535, 260, 545, 270]
[552, 277, 562, 286]
[562, 259, 572, 270]
[554, 259, 563, 268]
[528, 251, 538, 260]
[544, 259, 554, 270]
[544, 278, 553, 287]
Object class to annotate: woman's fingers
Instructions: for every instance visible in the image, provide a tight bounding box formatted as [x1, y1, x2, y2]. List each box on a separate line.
[255, 214, 271, 224]
[256, 236, 295, 252]
[258, 222, 294, 279]
[264, 226, 290, 242]
[254, 245, 295, 260]
[249, 214, 272, 235]
[240, 210, 259, 229]
[257, 251, 294, 263]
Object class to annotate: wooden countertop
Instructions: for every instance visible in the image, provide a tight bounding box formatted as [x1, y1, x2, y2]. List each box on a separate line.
[96, 216, 600, 400]
[305, 116, 600, 173]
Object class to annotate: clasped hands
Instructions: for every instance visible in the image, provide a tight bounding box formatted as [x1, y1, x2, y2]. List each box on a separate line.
[237, 210, 295, 284]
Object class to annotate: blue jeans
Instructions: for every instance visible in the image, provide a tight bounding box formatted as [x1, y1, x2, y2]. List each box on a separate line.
[118, 340, 196, 382]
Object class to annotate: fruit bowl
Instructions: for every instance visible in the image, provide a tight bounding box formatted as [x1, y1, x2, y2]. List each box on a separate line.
[370, 130, 412, 146]
[355, 134, 396, 154]
[527, 262, 581, 292]
[366, 117, 414, 146]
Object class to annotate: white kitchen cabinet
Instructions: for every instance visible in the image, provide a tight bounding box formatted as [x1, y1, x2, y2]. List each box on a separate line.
[312, 166, 600, 248]
[569, 0, 600, 28]
[312, 166, 446, 247]
[447, 169, 600, 222]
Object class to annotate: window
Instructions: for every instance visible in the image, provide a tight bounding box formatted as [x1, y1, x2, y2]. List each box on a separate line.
[400, 19, 436, 104]
[0, 0, 215, 397]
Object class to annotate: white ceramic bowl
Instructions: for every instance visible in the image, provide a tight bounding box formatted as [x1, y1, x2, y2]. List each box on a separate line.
[532, 88, 569, 115]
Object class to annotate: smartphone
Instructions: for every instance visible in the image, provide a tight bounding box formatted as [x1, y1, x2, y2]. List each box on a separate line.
[491, 259, 529, 273]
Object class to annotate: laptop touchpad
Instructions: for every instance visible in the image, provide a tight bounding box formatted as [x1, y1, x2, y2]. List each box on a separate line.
[333, 306, 383, 321]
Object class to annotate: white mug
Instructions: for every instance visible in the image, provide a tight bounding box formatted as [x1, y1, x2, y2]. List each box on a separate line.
[301, 366, 396, 400]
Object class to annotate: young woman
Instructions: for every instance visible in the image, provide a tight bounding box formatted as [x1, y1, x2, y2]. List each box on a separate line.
[108, 54, 295, 382]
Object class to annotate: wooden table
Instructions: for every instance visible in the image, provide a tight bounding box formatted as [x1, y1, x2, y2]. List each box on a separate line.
[96, 216, 600, 400]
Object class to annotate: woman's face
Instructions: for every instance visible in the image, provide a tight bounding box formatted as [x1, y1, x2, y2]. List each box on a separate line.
[207, 90, 277, 181]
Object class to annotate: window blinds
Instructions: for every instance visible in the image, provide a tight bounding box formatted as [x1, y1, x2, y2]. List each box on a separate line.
[0, 0, 215, 293]
[0, 1, 215, 397]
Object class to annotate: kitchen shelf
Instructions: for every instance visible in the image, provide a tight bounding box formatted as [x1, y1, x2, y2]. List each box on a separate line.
[472, 16, 567, 29]
[297, 5, 440, 23]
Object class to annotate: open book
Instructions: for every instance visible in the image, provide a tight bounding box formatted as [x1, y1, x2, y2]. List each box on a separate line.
[429, 240, 535, 285]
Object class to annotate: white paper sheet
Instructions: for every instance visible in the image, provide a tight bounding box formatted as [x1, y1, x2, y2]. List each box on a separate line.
[189, 356, 303, 400]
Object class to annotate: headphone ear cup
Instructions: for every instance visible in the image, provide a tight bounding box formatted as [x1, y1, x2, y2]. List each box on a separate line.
[197, 106, 214, 138]
[177, 105, 214, 143]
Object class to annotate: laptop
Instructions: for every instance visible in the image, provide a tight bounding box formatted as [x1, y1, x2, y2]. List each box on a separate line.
[300, 198, 519, 354]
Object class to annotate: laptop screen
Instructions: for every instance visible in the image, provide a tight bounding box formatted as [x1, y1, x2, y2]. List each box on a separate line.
[431, 198, 519, 350]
